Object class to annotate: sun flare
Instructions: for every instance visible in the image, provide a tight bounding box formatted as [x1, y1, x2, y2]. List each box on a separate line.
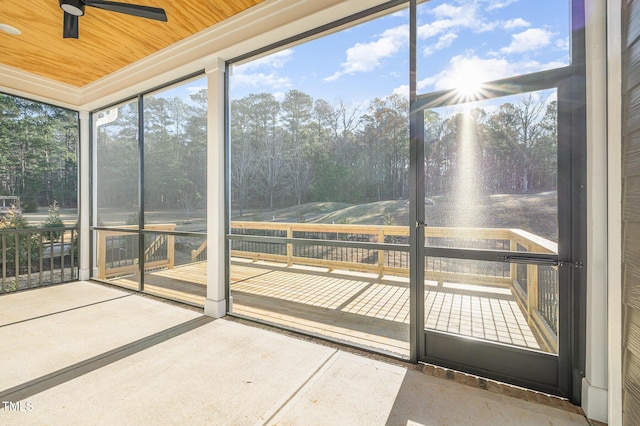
[449, 67, 487, 100]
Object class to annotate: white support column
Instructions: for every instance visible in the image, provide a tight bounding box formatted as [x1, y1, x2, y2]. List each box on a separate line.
[607, 0, 623, 424]
[204, 58, 227, 318]
[78, 110, 91, 281]
[581, 0, 609, 422]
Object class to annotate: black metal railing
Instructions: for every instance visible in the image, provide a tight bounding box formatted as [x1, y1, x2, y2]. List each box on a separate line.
[538, 265, 558, 334]
[425, 256, 511, 278]
[0, 226, 78, 294]
[230, 227, 287, 256]
[227, 221, 560, 352]
[515, 243, 528, 294]
[104, 233, 138, 270]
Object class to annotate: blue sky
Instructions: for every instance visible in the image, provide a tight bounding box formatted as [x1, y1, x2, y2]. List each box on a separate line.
[229, 0, 570, 106]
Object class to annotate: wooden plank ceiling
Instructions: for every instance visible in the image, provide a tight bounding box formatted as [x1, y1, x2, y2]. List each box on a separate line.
[0, 0, 265, 87]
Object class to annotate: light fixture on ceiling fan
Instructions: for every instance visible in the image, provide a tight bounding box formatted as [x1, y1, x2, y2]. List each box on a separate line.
[58, 0, 167, 39]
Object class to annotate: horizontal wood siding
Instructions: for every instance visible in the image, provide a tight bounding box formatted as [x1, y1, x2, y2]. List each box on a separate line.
[625, 177, 640, 222]
[627, 0, 640, 47]
[624, 130, 640, 176]
[623, 1, 640, 424]
[625, 350, 640, 425]
[625, 86, 640, 135]
[624, 262, 640, 311]
[625, 35, 640, 91]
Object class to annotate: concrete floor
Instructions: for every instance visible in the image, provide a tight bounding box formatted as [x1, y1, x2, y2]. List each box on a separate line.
[0, 282, 590, 425]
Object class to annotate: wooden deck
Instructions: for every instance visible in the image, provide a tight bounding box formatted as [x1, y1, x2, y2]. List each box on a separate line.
[109, 259, 544, 357]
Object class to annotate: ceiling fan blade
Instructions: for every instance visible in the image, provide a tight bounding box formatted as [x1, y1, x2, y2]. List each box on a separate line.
[84, 1, 168, 22]
[63, 12, 79, 38]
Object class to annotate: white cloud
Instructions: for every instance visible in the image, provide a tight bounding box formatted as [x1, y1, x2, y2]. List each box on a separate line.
[418, 3, 478, 39]
[325, 24, 409, 82]
[518, 58, 567, 70]
[231, 49, 294, 93]
[477, 21, 499, 33]
[500, 28, 553, 54]
[234, 49, 294, 72]
[418, 19, 456, 39]
[187, 85, 207, 94]
[556, 37, 569, 50]
[423, 55, 517, 91]
[423, 32, 458, 56]
[417, 1, 498, 44]
[420, 54, 565, 92]
[486, 0, 520, 11]
[424, 55, 566, 91]
[430, 4, 467, 20]
[392, 84, 410, 98]
[231, 72, 292, 91]
[392, 78, 432, 98]
[502, 18, 530, 29]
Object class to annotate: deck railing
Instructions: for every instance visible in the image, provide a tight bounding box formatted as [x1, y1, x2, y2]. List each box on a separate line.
[94, 221, 559, 352]
[95, 224, 176, 280]
[0, 226, 78, 294]
[508, 229, 559, 352]
[191, 240, 207, 263]
[227, 221, 559, 352]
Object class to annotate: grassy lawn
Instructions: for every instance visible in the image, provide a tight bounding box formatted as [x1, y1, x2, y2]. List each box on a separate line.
[232, 191, 558, 242]
[23, 208, 79, 228]
[26, 191, 556, 241]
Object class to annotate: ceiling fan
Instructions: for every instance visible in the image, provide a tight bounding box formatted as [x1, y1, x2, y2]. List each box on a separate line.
[59, 0, 168, 39]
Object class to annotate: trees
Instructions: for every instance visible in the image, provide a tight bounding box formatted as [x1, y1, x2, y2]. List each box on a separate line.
[94, 88, 209, 221]
[0, 94, 78, 209]
[1, 84, 561, 225]
[281, 90, 314, 206]
[362, 94, 409, 200]
[483, 95, 557, 193]
[249, 93, 285, 210]
[143, 93, 207, 213]
[0, 86, 559, 221]
[227, 89, 558, 213]
[230, 97, 257, 216]
[95, 101, 139, 217]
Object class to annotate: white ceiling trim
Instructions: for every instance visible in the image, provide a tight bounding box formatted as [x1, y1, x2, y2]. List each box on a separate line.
[0, 63, 82, 109]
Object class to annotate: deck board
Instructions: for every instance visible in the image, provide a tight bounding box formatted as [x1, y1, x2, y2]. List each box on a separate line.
[106, 259, 544, 357]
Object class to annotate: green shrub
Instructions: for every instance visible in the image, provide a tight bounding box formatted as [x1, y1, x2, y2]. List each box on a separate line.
[0, 206, 39, 273]
[21, 193, 39, 213]
[44, 201, 65, 241]
[0, 206, 30, 230]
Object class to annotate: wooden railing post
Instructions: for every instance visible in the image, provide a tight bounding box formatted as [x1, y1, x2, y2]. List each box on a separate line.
[527, 263, 539, 324]
[377, 229, 385, 278]
[168, 234, 175, 269]
[287, 225, 293, 267]
[97, 230, 106, 280]
[509, 237, 517, 287]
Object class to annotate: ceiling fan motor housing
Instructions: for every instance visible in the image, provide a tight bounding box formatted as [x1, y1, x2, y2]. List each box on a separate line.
[60, 0, 85, 16]
[59, 0, 167, 39]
